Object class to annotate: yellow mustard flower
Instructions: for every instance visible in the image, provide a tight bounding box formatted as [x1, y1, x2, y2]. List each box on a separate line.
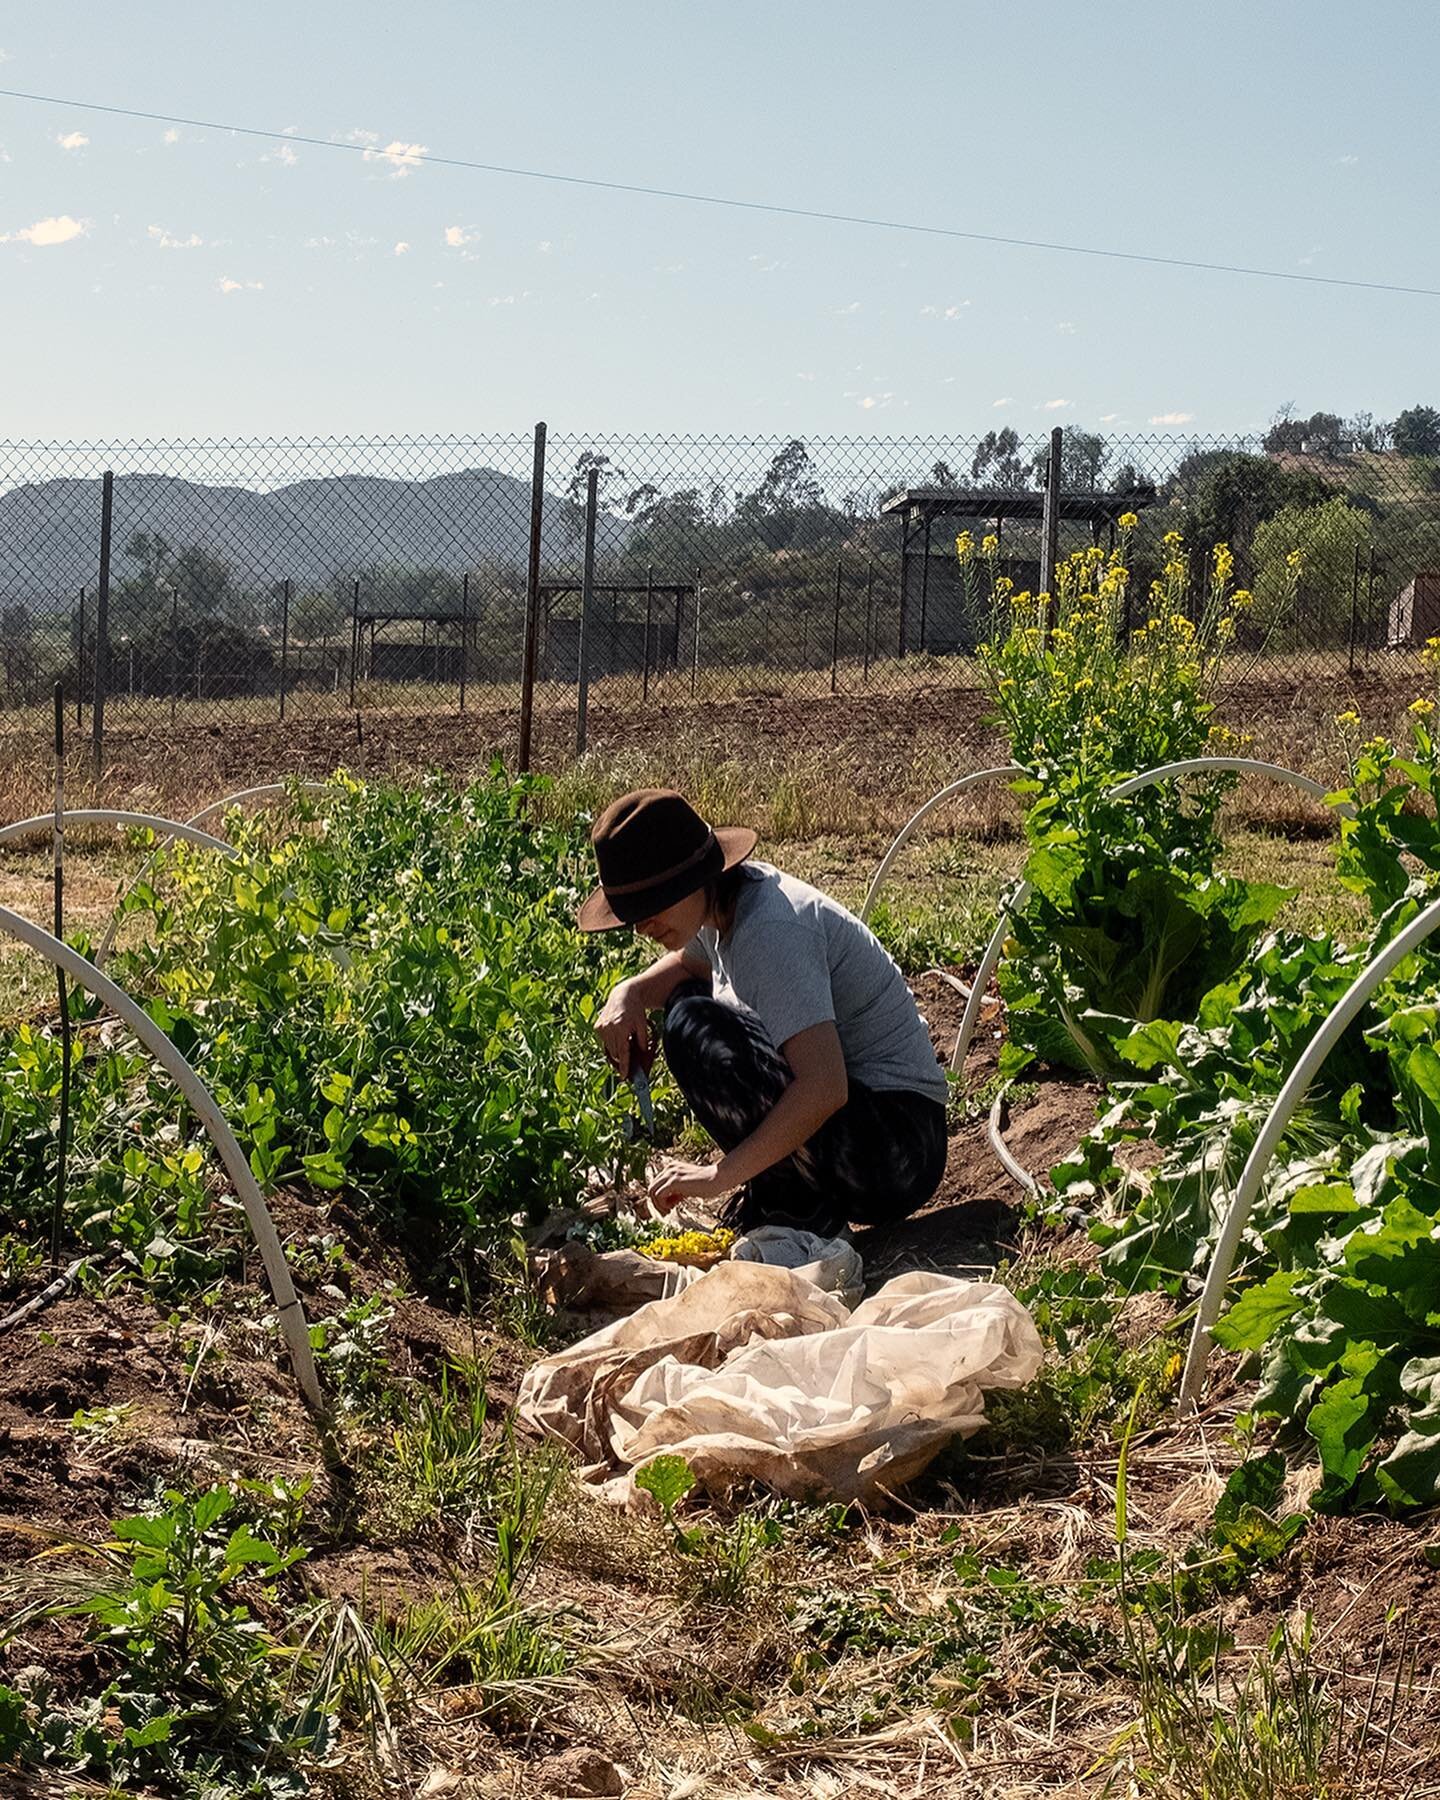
[1409, 698, 1435, 718]
[981, 533, 999, 557]
[956, 530, 975, 564]
[1163, 529, 1184, 548]
[1118, 511, 1139, 532]
[1232, 589, 1254, 611]
[1334, 711, 1361, 727]
[1286, 548, 1304, 571]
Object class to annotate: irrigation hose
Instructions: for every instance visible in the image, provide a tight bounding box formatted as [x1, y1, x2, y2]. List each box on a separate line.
[987, 1078, 1041, 1200]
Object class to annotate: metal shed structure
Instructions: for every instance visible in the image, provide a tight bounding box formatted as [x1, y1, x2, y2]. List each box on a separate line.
[880, 485, 1158, 655]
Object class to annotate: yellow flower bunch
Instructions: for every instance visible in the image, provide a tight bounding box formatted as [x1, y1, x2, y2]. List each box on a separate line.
[640, 1227, 736, 1264]
[981, 533, 999, 557]
[1232, 589, 1254, 611]
[1212, 543, 1234, 586]
[956, 530, 975, 564]
[1335, 710, 1361, 728]
[1409, 698, 1435, 718]
[1163, 529, 1184, 549]
[1118, 511, 1139, 532]
[1286, 548, 1304, 572]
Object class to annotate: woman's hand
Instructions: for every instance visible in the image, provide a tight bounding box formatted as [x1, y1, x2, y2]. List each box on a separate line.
[647, 1157, 728, 1209]
[595, 980, 650, 1076]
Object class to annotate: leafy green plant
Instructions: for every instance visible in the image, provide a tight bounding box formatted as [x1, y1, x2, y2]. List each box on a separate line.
[977, 529, 1301, 1076]
[0, 1485, 323, 1797]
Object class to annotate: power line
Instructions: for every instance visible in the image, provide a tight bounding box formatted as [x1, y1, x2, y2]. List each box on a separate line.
[3, 84, 1438, 300]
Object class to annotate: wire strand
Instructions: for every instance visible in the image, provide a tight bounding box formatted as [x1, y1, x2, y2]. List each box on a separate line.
[2, 85, 1437, 299]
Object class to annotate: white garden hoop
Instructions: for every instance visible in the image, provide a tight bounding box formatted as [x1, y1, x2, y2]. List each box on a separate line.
[1179, 889, 1440, 1411]
[0, 904, 323, 1414]
[0, 810, 234, 856]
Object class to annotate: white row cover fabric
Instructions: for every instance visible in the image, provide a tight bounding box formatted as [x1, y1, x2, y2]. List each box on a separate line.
[518, 1258, 1042, 1506]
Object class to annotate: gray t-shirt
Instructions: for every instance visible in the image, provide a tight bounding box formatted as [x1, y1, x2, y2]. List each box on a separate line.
[686, 863, 947, 1105]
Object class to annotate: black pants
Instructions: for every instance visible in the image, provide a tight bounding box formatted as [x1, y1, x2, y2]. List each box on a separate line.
[661, 983, 948, 1236]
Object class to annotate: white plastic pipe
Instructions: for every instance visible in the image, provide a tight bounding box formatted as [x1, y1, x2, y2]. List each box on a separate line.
[950, 758, 1351, 1082]
[1179, 889, 1440, 1412]
[859, 766, 1023, 924]
[988, 1078, 1041, 1199]
[0, 810, 234, 855]
[0, 904, 324, 1415]
[187, 780, 334, 829]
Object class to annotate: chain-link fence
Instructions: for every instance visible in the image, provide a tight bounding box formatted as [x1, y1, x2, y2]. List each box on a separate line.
[1, 427, 1436, 762]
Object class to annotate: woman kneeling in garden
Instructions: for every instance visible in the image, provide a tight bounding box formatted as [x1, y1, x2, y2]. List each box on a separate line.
[578, 789, 948, 1235]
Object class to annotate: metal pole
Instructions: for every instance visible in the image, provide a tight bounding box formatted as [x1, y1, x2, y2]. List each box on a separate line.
[518, 420, 547, 772]
[170, 588, 179, 727]
[1347, 541, 1362, 675]
[1367, 545, 1378, 660]
[91, 472, 112, 779]
[897, 521, 908, 657]
[459, 572, 468, 712]
[691, 568, 702, 697]
[349, 579, 359, 710]
[1040, 426, 1063, 611]
[642, 564, 654, 702]
[863, 562, 874, 684]
[575, 467, 598, 756]
[75, 588, 85, 728]
[830, 558, 843, 695]
[51, 683, 70, 1271]
[279, 578, 290, 720]
[919, 517, 932, 652]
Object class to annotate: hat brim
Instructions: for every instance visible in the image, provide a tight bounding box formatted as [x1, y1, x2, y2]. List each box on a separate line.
[576, 825, 757, 932]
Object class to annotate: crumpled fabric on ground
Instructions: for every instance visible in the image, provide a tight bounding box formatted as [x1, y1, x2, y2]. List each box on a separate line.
[517, 1261, 1043, 1506]
[729, 1224, 865, 1308]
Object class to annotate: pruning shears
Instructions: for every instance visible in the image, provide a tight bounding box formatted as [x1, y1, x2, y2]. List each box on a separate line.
[624, 1035, 656, 1141]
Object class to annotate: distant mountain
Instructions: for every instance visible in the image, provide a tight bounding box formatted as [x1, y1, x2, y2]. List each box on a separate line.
[0, 466, 626, 606]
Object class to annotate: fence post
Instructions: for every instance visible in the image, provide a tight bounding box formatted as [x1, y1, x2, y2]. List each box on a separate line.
[518, 421, 548, 773]
[863, 562, 874, 684]
[1040, 426, 1063, 612]
[459, 572, 468, 712]
[170, 588, 180, 727]
[75, 588, 85, 728]
[349, 579, 360, 710]
[91, 471, 112, 780]
[575, 468, 598, 757]
[1347, 541, 1362, 675]
[691, 569, 702, 697]
[918, 516, 932, 653]
[279, 579, 290, 720]
[830, 558, 843, 695]
[1367, 545, 1379, 658]
[642, 564, 654, 702]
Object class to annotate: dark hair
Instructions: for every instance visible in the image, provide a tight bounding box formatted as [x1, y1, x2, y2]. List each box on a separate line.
[703, 862, 755, 919]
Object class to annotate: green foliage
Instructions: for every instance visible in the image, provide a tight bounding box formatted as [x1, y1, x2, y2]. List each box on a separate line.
[1392, 403, 1440, 458]
[981, 531, 1294, 1076]
[0, 1485, 322, 1797]
[0, 769, 644, 1296]
[1061, 699, 1440, 1507]
[1253, 496, 1372, 643]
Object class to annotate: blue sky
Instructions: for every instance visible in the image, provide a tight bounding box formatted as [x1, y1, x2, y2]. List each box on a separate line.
[1, 0, 1436, 441]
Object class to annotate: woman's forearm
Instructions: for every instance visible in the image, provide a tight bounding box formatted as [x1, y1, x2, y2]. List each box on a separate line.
[623, 951, 708, 1011]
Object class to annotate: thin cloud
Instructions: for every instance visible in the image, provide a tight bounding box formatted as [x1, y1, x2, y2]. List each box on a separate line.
[796, 371, 816, 382]
[394, 240, 411, 256]
[217, 275, 264, 294]
[1041, 398, 1072, 411]
[835, 300, 862, 315]
[992, 396, 1014, 408]
[365, 138, 428, 178]
[920, 303, 969, 319]
[1100, 412, 1120, 423]
[148, 224, 205, 249]
[858, 393, 894, 411]
[261, 142, 299, 167]
[1057, 320, 1077, 334]
[537, 239, 553, 253]
[57, 131, 89, 152]
[444, 224, 479, 248]
[1336, 153, 1359, 166]
[2, 214, 89, 247]
[162, 127, 180, 144]
[749, 255, 781, 273]
[1150, 410, 1194, 425]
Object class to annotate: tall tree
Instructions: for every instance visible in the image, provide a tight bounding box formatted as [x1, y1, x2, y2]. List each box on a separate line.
[1393, 405, 1440, 458]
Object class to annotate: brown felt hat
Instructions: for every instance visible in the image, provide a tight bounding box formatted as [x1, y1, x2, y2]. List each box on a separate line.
[576, 789, 757, 932]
